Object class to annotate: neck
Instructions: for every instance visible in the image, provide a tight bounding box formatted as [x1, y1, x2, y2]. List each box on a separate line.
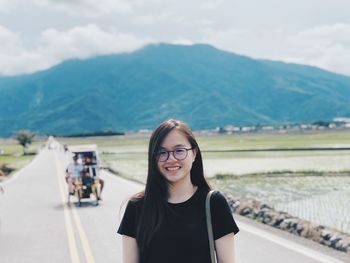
[168, 178, 197, 203]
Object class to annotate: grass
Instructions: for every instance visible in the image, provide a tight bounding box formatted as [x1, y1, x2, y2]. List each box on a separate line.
[0, 139, 44, 178]
[195, 130, 350, 150]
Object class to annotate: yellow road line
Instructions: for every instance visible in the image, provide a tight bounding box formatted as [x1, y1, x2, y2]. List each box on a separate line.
[71, 208, 96, 263]
[55, 153, 80, 263]
[55, 151, 96, 263]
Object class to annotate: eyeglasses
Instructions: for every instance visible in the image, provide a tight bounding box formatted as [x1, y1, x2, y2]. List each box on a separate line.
[156, 147, 193, 162]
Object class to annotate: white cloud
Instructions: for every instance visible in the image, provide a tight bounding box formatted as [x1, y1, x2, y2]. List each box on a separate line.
[0, 25, 48, 75]
[0, 25, 22, 53]
[202, 24, 350, 76]
[195, 19, 214, 27]
[3, 22, 350, 76]
[171, 38, 194, 45]
[200, 0, 222, 11]
[0, 24, 154, 76]
[0, 0, 19, 13]
[33, 0, 151, 16]
[282, 23, 350, 75]
[41, 24, 154, 57]
[132, 13, 170, 25]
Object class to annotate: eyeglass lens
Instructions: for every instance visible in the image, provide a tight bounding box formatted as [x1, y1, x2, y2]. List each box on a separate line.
[157, 148, 190, 162]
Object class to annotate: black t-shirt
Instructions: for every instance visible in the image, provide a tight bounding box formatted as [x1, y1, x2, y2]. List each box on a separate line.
[117, 188, 239, 263]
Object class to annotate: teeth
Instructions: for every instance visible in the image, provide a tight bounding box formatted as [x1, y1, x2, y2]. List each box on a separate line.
[166, 167, 180, 171]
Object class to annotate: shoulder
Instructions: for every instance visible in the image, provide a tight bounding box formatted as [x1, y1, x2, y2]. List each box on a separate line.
[129, 196, 143, 206]
[126, 194, 144, 212]
[120, 196, 144, 223]
[195, 188, 227, 204]
[210, 191, 232, 213]
[210, 190, 228, 204]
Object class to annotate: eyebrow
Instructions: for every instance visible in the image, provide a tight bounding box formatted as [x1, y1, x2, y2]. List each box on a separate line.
[159, 144, 187, 150]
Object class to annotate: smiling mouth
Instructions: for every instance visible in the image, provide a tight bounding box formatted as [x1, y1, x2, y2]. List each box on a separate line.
[165, 166, 181, 171]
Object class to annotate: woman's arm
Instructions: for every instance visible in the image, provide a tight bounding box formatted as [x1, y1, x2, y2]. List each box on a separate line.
[122, 235, 139, 263]
[215, 233, 236, 263]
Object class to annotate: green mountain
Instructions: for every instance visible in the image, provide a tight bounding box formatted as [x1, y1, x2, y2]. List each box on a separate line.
[0, 43, 350, 136]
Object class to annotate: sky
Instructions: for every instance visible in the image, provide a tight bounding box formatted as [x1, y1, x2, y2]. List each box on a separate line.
[1, 0, 350, 76]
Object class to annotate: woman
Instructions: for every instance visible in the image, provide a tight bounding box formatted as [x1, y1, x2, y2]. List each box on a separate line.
[118, 119, 239, 263]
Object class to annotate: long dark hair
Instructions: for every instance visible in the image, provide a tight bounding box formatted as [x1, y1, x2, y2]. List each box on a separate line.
[134, 119, 211, 256]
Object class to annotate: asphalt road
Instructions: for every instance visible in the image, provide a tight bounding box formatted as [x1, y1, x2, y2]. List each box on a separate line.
[0, 146, 349, 263]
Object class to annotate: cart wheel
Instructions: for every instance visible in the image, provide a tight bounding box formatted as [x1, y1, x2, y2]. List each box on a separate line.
[77, 189, 82, 207]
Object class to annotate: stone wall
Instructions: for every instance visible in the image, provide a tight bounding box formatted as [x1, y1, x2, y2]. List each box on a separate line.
[224, 192, 350, 255]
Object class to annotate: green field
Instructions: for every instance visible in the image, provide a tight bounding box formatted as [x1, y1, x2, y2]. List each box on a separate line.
[54, 129, 350, 154]
[196, 130, 350, 150]
[0, 139, 44, 179]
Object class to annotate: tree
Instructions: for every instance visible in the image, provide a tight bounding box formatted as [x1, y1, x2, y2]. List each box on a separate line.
[15, 130, 35, 155]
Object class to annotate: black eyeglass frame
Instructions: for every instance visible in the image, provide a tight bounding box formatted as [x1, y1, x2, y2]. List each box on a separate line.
[155, 147, 194, 162]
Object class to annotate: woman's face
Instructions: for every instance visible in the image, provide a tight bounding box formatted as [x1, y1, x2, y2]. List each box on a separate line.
[156, 129, 196, 185]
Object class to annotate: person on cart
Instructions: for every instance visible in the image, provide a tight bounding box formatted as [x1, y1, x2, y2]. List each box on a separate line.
[83, 156, 104, 200]
[66, 155, 83, 194]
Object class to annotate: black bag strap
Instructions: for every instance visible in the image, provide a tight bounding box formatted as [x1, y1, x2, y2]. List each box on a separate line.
[206, 190, 217, 263]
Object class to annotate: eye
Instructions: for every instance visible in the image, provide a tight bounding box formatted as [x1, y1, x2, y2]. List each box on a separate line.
[157, 150, 168, 156]
[175, 148, 186, 154]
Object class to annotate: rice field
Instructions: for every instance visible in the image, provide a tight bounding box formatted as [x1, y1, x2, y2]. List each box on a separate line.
[211, 173, 350, 234]
[202, 150, 350, 177]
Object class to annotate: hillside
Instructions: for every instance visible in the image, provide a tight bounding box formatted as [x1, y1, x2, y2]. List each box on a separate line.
[0, 43, 350, 136]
